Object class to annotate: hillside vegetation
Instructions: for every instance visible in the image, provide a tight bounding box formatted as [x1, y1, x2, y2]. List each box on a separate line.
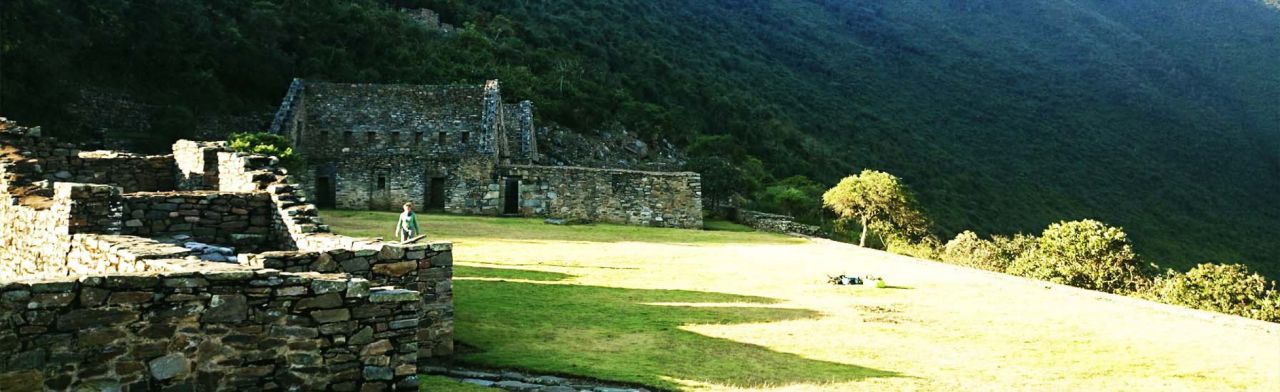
[2, 0, 1277, 276]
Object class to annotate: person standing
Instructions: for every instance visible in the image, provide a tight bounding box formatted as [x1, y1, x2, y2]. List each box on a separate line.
[397, 202, 421, 243]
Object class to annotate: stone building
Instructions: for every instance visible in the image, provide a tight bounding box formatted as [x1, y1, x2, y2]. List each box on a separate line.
[270, 79, 704, 228]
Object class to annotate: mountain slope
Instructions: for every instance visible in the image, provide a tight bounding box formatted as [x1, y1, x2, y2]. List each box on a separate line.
[2, 0, 1277, 276]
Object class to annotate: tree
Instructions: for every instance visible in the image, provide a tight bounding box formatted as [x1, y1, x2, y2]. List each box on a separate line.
[754, 175, 825, 222]
[1009, 219, 1147, 293]
[821, 169, 927, 247]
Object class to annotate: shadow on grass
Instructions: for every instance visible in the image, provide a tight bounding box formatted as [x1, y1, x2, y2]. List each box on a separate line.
[451, 266, 902, 390]
[320, 209, 805, 246]
[464, 261, 641, 271]
[455, 265, 577, 281]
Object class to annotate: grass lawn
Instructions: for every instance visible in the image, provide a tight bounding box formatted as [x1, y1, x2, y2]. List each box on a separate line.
[419, 375, 497, 391]
[325, 210, 1280, 391]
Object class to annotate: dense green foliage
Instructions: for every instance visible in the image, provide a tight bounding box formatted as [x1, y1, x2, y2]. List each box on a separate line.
[823, 170, 928, 247]
[227, 131, 300, 170]
[1142, 263, 1280, 322]
[2, 0, 1277, 276]
[940, 223, 1280, 321]
[1008, 220, 1148, 293]
[943, 231, 1035, 273]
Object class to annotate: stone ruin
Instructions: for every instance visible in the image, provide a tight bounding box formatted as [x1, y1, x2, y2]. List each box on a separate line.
[0, 118, 452, 390]
[734, 209, 828, 238]
[270, 79, 705, 229]
[400, 8, 455, 34]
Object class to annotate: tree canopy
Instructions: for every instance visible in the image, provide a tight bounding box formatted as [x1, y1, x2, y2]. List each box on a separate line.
[822, 170, 927, 247]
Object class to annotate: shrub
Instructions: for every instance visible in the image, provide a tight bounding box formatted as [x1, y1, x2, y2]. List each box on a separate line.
[943, 231, 998, 271]
[1008, 220, 1147, 293]
[942, 231, 1037, 273]
[1143, 263, 1280, 322]
[886, 234, 942, 260]
[228, 131, 300, 171]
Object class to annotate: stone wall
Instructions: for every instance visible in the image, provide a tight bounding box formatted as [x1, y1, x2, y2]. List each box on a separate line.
[482, 165, 704, 228]
[61, 183, 124, 235]
[71, 151, 176, 193]
[119, 192, 278, 251]
[247, 241, 454, 359]
[1, 183, 133, 280]
[2, 118, 455, 387]
[400, 8, 455, 33]
[331, 156, 432, 211]
[288, 81, 498, 161]
[217, 151, 282, 193]
[500, 101, 538, 163]
[737, 209, 827, 237]
[0, 123, 176, 194]
[0, 267, 422, 390]
[173, 140, 226, 190]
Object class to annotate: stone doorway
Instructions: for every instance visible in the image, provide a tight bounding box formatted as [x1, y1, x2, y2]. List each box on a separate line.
[316, 176, 336, 208]
[503, 178, 520, 214]
[427, 177, 446, 211]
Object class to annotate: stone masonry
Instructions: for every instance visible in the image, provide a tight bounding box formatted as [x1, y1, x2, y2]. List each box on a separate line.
[0, 117, 453, 390]
[735, 209, 827, 237]
[270, 79, 704, 228]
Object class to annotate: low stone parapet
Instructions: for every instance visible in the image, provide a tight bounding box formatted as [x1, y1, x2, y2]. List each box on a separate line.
[247, 241, 455, 359]
[738, 209, 827, 237]
[0, 267, 422, 390]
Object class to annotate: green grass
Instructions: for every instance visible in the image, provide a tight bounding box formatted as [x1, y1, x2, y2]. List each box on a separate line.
[457, 266, 895, 389]
[322, 210, 804, 246]
[325, 211, 1280, 391]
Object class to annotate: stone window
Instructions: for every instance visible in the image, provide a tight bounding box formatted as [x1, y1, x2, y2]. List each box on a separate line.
[367, 132, 376, 143]
[437, 132, 447, 145]
[378, 176, 387, 190]
[343, 131, 353, 143]
[320, 130, 329, 139]
[462, 132, 471, 144]
[391, 132, 401, 144]
[414, 132, 423, 146]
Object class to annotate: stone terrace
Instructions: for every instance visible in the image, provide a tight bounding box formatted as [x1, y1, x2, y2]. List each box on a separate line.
[0, 118, 452, 391]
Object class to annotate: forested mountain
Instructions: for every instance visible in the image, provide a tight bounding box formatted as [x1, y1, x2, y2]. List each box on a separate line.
[2, 0, 1277, 277]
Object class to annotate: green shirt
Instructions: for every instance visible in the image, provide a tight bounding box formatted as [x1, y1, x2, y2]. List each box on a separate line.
[399, 211, 420, 235]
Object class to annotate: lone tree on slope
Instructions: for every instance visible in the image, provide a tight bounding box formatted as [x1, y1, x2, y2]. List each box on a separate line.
[822, 169, 927, 247]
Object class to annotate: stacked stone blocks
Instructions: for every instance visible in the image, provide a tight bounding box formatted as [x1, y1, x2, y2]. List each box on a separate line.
[489, 165, 703, 228]
[270, 79, 704, 229]
[0, 118, 453, 389]
[0, 267, 421, 390]
[736, 209, 827, 237]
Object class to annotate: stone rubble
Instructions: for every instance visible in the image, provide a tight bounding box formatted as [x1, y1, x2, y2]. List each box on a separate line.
[422, 366, 651, 392]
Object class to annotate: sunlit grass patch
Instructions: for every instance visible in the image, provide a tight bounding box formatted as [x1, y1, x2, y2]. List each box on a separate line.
[324, 210, 1280, 391]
